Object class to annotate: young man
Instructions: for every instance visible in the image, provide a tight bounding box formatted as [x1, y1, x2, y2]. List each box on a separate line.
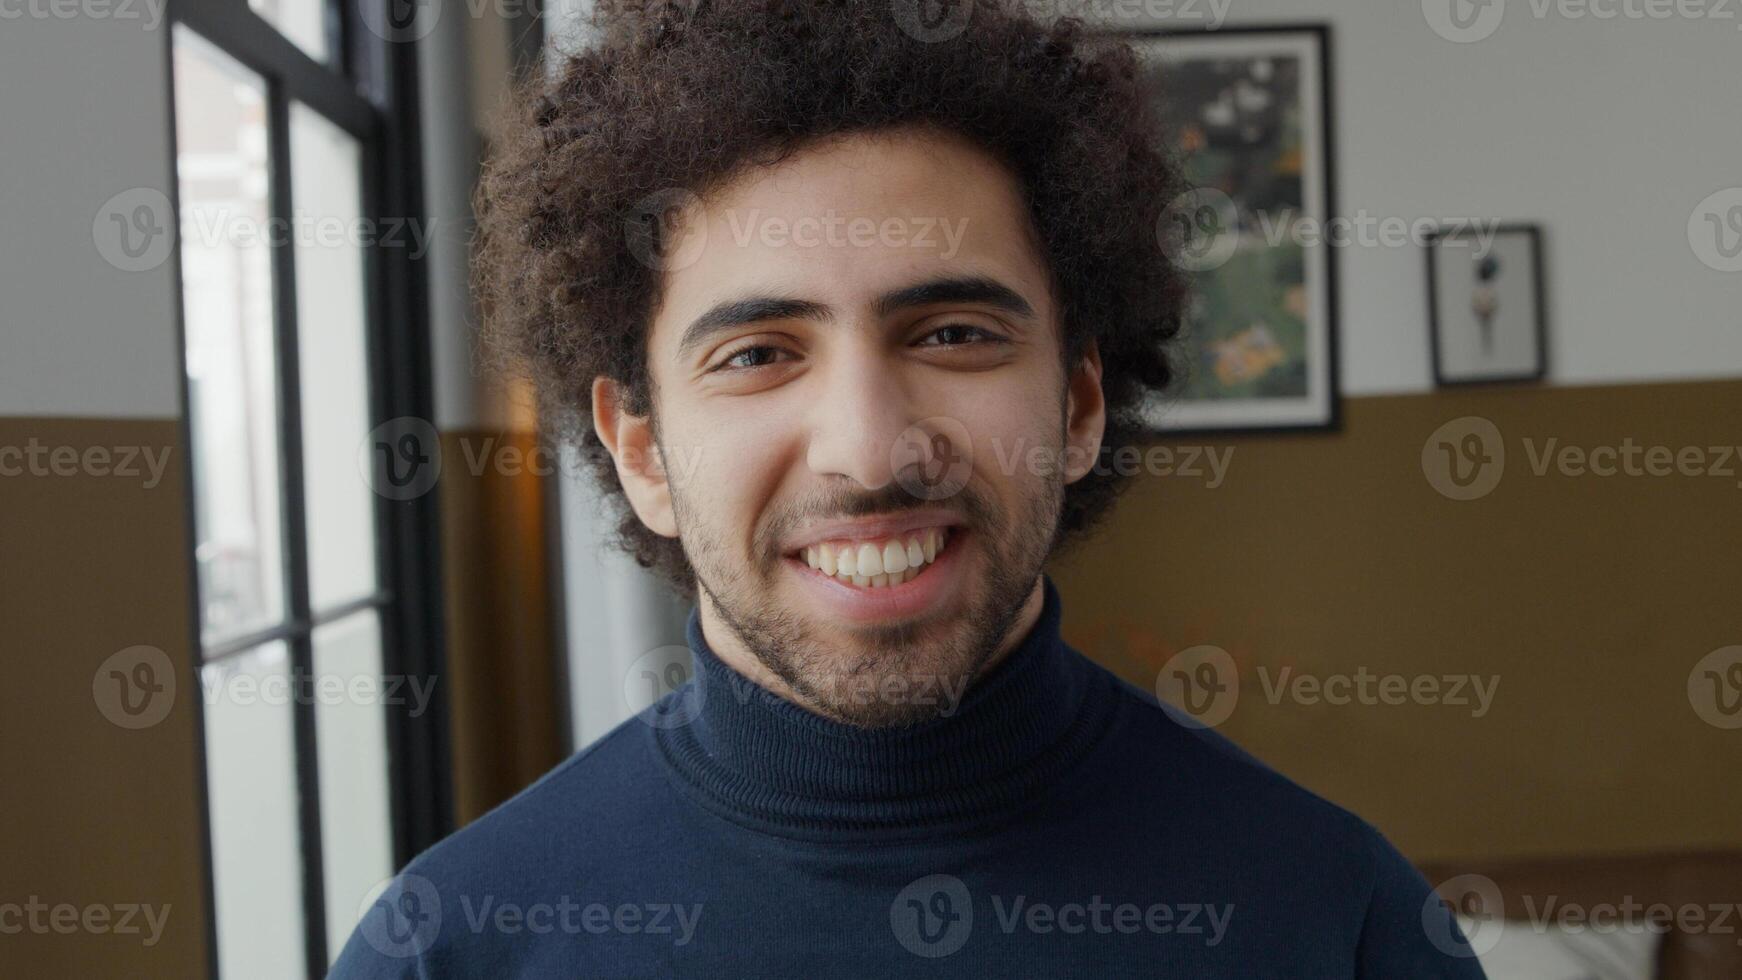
[335, 1, 1482, 975]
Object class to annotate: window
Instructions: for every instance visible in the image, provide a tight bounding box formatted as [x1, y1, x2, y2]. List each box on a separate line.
[167, 2, 448, 975]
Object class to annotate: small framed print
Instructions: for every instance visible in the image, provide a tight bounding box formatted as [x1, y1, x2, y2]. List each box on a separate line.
[1426, 224, 1548, 386]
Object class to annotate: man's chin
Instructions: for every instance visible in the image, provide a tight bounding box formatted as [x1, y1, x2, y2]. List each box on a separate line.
[761, 613, 991, 728]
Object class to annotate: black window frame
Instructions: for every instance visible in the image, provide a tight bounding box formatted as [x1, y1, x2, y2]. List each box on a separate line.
[161, 0, 451, 975]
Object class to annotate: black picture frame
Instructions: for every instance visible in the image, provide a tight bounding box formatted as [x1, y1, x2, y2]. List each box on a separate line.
[1426, 223, 1549, 387]
[1113, 23, 1341, 437]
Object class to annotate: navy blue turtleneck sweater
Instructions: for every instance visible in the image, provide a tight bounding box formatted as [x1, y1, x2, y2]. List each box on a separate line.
[332, 577, 1483, 977]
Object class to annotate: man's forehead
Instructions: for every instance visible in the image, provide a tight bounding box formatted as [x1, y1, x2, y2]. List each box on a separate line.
[644, 131, 1052, 355]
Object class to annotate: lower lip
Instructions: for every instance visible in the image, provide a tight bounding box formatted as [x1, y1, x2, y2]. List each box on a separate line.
[782, 529, 967, 625]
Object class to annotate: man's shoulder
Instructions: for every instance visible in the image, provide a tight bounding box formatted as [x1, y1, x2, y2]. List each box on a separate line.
[407, 715, 668, 887]
[1085, 665, 1481, 973]
[1089, 662, 1413, 876]
[328, 717, 682, 977]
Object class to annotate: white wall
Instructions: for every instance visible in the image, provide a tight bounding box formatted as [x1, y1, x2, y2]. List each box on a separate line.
[1102, 1, 1742, 395]
[0, 11, 182, 418]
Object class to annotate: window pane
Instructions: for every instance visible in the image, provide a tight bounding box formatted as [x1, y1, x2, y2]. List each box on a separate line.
[249, 0, 328, 63]
[202, 644, 308, 980]
[290, 102, 380, 612]
[312, 610, 396, 962]
[173, 29, 287, 646]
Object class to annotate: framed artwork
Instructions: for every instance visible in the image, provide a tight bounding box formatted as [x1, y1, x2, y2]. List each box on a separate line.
[1125, 25, 1340, 434]
[1426, 224, 1547, 386]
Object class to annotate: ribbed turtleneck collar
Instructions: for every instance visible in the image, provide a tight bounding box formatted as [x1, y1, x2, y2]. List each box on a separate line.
[651, 575, 1119, 843]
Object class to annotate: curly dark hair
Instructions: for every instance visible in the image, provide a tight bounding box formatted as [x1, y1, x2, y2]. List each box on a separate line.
[473, 0, 1188, 596]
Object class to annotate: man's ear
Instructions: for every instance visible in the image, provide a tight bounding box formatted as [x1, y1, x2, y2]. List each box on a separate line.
[1062, 339, 1106, 485]
[591, 376, 679, 538]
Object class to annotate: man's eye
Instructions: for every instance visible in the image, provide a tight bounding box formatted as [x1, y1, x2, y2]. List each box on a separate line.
[716, 345, 791, 371]
[918, 324, 1000, 347]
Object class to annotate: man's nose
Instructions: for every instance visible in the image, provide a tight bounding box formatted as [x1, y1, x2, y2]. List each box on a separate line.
[803, 352, 916, 492]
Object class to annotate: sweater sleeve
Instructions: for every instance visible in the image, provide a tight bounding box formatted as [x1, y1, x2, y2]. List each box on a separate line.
[324, 874, 440, 980]
[1355, 829, 1489, 979]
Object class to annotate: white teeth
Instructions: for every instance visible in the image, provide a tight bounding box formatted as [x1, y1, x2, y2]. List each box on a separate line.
[856, 542, 883, 577]
[882, 540, 908, 574]
[801, 527, 953, 589]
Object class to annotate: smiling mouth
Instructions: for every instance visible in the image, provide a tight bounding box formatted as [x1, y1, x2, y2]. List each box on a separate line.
[787, 526, 953, 589]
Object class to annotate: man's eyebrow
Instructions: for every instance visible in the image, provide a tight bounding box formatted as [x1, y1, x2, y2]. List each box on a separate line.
[873, 276, 1035, 320]
[676, 276, 1036, 361]
[677, 297, 834, 359]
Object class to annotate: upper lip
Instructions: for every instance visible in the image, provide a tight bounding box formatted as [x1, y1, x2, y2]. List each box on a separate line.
[781, 510, 963, 556]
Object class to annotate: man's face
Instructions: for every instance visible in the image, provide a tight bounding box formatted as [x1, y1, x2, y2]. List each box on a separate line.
[607, 129, 1103, 726]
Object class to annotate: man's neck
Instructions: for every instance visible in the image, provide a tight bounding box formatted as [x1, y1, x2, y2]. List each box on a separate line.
[696, 576, 1048, 723]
